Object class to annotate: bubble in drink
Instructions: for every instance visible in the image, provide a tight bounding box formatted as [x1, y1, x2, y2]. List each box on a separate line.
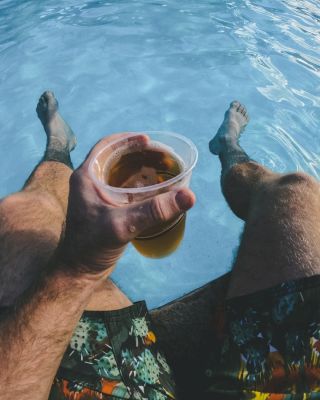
[106, 145, 186, 258]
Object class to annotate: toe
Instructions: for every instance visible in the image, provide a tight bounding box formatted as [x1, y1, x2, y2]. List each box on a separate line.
[39, 90, 59, 112]
[37, 97, 45, 111]
[230, 100, 240, 109]
[43, 90, 54, 99]
[40, 98, 48, 111]
[38, 95, 47, 108]
[238, 104, 246, 115]
[241, 105, 249, 120]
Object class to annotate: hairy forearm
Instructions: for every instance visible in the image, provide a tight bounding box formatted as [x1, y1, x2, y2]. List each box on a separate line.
[0, 266, 108, 400]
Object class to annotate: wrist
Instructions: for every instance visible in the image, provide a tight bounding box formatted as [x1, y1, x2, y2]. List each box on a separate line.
[53, 262, 112, 286]
[42, 264, 110, 311]
[56, 239, 126, 275]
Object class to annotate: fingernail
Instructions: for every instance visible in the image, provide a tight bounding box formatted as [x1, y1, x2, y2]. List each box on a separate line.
[175, 189, 195, 211]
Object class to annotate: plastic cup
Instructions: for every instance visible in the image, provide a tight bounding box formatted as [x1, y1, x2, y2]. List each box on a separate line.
[89, 131, 198, 258]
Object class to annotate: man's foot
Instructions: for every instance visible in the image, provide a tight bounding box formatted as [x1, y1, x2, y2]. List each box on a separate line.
[209, 101, 249, 155]
[36, 91, 77, 152]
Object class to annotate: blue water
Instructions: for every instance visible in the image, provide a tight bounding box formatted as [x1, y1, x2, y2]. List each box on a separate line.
[1, 0, 319, 308]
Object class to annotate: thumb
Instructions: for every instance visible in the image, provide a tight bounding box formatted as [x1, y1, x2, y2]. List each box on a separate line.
[125, 188, 196, 239]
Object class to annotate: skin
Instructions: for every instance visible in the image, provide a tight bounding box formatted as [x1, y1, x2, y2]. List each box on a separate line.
[1, 92, 320, 399]
[210, 100, 320, 298]
[0, 92, 195, 399]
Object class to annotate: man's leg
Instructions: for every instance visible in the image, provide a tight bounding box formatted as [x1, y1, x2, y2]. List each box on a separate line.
[0, 91, 131, 309]
[0, 91, 75, 305]
[210, 101, 320, 298]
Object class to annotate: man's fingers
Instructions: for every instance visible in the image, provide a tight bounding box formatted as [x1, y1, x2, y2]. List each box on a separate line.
[125, 188, 196, 239]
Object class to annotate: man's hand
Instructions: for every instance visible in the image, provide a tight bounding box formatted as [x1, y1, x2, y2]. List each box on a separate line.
[60, 133, 196, 273]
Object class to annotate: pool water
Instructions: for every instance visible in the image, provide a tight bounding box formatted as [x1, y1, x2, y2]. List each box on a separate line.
[0, 0, 319, 308]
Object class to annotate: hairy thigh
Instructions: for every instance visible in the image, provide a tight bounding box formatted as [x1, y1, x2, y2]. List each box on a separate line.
[0, 191, 65, 305]
[228, 172, 320, 298]
[24, 161, 72, 214]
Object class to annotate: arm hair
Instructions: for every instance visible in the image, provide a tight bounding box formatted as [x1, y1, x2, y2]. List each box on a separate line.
[0, 267, 107, 399]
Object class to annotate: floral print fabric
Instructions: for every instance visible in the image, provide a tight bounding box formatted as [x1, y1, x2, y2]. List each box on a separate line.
[50, 301, 175, 400]
[49, 276, 320, 399]
[206, 276, 320, 399]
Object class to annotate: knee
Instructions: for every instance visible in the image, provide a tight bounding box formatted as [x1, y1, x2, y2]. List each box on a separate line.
[257, 172, 320, 218]
[222, 162, 271, 220]
[277, 172, 316, 187]
[0, 192, 64, 231]
[275, 172, 319, 199]
[0, 194, 27, 224]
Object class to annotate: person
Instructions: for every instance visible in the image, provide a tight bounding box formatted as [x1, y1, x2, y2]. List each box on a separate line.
[1, 92, 320, 400]
[0, 91, 195, 400]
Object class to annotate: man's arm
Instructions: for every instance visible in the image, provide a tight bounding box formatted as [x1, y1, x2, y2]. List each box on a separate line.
[0, 268, 108, 400]
[0, 134, 195, 400]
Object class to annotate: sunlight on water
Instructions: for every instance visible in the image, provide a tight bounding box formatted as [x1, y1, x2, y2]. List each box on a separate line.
[0, 0, 319, 307]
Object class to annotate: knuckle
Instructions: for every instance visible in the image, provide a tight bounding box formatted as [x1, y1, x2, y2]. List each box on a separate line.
[150, 194, 178, 223]
[150, 196, 167, 222]
[109, 216, 128, 245]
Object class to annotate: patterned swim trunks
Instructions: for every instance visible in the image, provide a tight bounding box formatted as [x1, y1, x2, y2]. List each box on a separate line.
[50, 301, 175, 400]
[205, 275, 320, 399]
[50, 275, 320, 399]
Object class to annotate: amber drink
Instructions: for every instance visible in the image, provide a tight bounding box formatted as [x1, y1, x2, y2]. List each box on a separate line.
[89, 132, 198, 258]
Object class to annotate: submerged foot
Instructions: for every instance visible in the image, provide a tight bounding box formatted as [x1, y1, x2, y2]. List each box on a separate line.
[36, 91, 77, 152]
[209, 101, 249, 155]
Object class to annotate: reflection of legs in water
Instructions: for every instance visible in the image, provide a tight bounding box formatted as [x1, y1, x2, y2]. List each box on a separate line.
[210, 101, 320, 298]
[0, 91, 131, 309]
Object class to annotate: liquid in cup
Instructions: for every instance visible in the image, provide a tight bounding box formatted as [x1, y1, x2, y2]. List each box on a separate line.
[107, 145, 185, 257]
[89, 132, 198, 258]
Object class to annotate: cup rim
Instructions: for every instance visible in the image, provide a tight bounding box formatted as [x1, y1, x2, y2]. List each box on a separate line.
[88, 131, 198, 194]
